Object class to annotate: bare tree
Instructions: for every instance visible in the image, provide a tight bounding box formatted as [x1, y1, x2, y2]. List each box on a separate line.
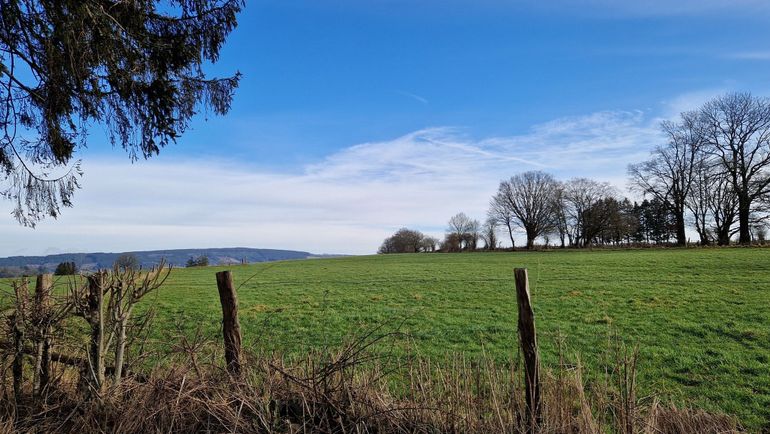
[628, 112, 702, 246]
[481, 218, 498, 250]
[464, 218, 481, 250]
[488, 197, 516, 249]
[113, 254, 140, 272]
[551, 185, 570, 248]
[699, 92, 770, 244]
[686, 158, 715, 245]
[108, 262, 169, 382]
[70, 264, 169, 391]
[378, 228, 425, 253]
[420, 236, 439, 252]
[491, 171, 559, 249]
[440, 233, 462, 252]
[686, 158, 739, 245]
[561, 178, 616, 247]
[70, 272, 110, 394]
[446, 212, 480, 251]
[754, 224, 768, 244]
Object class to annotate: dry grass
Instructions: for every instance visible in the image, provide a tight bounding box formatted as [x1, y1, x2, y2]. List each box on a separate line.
[0, 331, 742, 434]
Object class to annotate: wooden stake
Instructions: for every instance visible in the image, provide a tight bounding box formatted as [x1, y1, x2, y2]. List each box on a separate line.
[33, 274, 53, 396]
[514, 268, 541, 433]
[12, 311, 24, 405]
[216, 271, 242, 376]
[86, 273, 106, 394]
[12, 279, 28, 405]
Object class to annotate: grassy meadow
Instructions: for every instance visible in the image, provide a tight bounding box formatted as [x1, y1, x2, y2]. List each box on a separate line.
[3, 248, 769, 429]
[142, 248, 770, 430]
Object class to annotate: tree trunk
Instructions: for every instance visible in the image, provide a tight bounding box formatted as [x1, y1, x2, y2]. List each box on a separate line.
[12, 280, 29, 404]
[526, 231, 535, 250]
[41, 333, 51, 393]
[114, 322, 128, 382]
[86, 275, 106, 394]
[33, 274, 52, 396]
[506, 223, 515, 250]
[738, 194, 751, 244]
[717, 227, 731, 246]
[674, 209, 687, 246]
[12, 312, 24, 405]
[698, 231, 711, 246]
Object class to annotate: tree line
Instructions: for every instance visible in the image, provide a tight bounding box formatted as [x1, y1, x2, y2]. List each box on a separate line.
[379, 92, 770, 253]
[0, 254, 142, 278]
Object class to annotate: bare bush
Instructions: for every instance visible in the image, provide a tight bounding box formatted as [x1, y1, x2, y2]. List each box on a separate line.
[0, 325, 742, 434]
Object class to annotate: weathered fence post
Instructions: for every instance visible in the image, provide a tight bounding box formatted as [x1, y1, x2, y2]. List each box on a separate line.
[33, 274, 53, 396]
[514, 268, 541, 433]
[11, 279, 29, 405]
[216, 270, 242, 376]
[12, 311, 24, 404]
[86, 273, 107, 394]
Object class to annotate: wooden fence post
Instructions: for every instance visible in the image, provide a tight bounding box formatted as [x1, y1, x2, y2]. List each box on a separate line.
[216, 271, 242, 376]
[33, 274, 53, 396]
[86, 273, 106, 394]
[12, 311, 24, 404]
[514, 268, 541, 433]
[11, 279, 29, 405]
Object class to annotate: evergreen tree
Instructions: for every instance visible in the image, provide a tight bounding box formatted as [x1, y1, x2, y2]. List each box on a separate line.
[1, 0, 243, 225]
[54, 261, 77, 275]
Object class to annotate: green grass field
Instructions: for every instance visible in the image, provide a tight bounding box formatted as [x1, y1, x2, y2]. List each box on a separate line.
[147, 248, 770, 430]
[5, 248, 770, 429]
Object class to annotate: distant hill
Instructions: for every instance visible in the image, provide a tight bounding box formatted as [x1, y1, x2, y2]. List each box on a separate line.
[0, 247, 317, 276]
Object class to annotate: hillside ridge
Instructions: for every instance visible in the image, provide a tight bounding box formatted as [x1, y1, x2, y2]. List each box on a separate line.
[0, 247, 316, 273]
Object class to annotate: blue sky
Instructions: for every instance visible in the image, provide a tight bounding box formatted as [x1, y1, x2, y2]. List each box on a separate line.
[177, 0, 770, 164]
[2, 0, 770, 256]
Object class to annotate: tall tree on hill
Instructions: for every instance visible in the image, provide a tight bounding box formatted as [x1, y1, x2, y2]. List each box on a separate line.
[378, 228, 426, 254]
[551, 186, 570, 248]
[0, 0, 243, 226]
[645, 198, 676, 243]
[54, 261, 76, 276]
[491, 171, 559, 249]
[582, 197, 617, 246]
[114, 253, 140, 272]
[488, 195, 516, 248]
[628, 112, 703, 246]
[595, 197, 637, 246]
[699, 92, 770, 244]
[446, 212, 480, 251]
[561, 178, 615, 247]
[686, 158, 716, 245]
[480, 217, 498, 250]
[686, 158, 739, 245]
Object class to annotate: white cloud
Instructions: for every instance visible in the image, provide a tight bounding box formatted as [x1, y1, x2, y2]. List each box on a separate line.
[530, 0, 770, 17]
[726, 51, 770, 60]
[396, 90, 429, 105]
[660, 88, 731, 118]
[0, 110, 665, 257]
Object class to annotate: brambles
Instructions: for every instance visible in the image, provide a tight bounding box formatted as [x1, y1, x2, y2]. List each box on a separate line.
[2, 263, 168, 399]
[0, 323, 741, 433]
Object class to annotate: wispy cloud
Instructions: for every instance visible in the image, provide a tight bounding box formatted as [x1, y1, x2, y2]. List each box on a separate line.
[660, 88, 731, 118]
[529, 0, 770, 17]
[726, 51, 770, 60]
[395, 90, 429, 105]
[0, 111, 664, 257]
